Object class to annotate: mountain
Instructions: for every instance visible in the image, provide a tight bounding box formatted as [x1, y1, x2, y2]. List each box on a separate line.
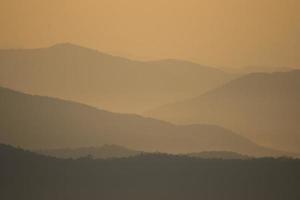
[38, 145, 250, 160]
[1, 143, 300, 200]
[0, 86, 287, 157]
[0, 43, 234, 113]
[187, 151, 251, 160]
[147, 70, 300, 153]
[225, 65, 296, 74]
[38, 144, 141, 159]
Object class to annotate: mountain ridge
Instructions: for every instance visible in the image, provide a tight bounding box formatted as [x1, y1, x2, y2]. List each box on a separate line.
[0, 43, 234, 113]
[0, 86, 288, 157]
[147, 70, 300, 153]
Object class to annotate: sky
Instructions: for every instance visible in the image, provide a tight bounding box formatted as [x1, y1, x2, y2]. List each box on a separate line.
[0, 0, 299, 68]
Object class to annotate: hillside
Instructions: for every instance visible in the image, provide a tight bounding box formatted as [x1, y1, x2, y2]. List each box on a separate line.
[1, 144, 300, 200]
[0, 86, 285, 157]
[0, 43, 234, 113]
[147, 70, 300, 153]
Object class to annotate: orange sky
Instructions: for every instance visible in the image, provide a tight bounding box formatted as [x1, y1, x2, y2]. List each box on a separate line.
[0, 0, 299, 68]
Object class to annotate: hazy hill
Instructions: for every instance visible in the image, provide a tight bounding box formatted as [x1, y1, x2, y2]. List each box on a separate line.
[187, 151, 250, 160]
[0, 86, 286, 157]
[0, 43, 234, 113]
[1, 143, 300, 200]
[38, 145, 250, 160]
[225, 65, 296, 74]
[147, 70, 300, 153]
[38, 144, 141, 159]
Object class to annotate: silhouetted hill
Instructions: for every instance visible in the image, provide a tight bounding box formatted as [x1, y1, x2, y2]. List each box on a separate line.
[1, 144, 300, 200]
[147, 70, 300, 153]
[0, 43, 234, 113]
[38, 144, 141, 159]
[0, 143, 46, 160]
[0, 86, 286, 157]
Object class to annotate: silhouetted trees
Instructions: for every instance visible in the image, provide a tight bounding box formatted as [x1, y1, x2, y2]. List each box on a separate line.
[1, 144, 300, 200]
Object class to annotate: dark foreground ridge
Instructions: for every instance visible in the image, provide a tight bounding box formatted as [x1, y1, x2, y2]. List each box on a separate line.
[1, 143, 300, 200]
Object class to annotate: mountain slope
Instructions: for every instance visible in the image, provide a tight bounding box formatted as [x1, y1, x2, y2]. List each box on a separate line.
[0, 86, 285, 156]
[0, 43, 234, 113]
[147, 70, 300, 153]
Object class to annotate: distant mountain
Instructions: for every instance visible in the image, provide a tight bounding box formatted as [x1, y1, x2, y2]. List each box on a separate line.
[225, 65, 296, 74]
[1, 143, 300, 200]
[147, 70, 300, 153]
[0, 86, 287, 157]
[38, 144, 141, 159]
[187, 151, 251, 160]
[38, 145, 250, 160]
[0, 43, 234, 113]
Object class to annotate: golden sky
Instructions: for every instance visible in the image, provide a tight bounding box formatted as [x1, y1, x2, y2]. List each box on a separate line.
[0, 0, 299, 68]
